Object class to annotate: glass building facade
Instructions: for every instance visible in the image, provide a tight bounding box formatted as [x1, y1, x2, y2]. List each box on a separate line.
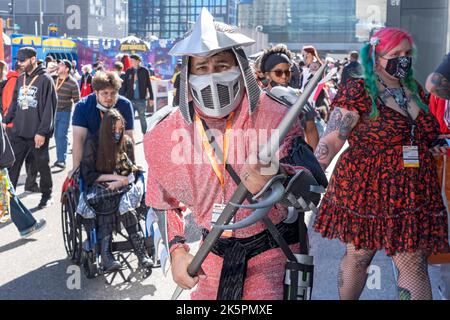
[285, 0, 358, 44]
[129, 0, 238, 40]
[0, 0, 128, 38]
[238, 0, 387, 50]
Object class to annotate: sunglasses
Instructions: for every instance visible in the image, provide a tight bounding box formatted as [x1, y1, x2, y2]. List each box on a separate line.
[270, 69, 291, 77]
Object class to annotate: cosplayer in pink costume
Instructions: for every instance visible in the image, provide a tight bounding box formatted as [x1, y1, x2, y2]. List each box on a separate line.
[145, 94, 302, 299]
[144, 8, 306, 300]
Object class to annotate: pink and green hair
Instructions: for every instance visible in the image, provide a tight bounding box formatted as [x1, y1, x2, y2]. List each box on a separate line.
[360, 27, 428, 118]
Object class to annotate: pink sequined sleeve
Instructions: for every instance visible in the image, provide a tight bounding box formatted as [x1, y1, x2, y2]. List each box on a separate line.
[144, 128, 190, 253]
[146, 172, 190, 252]
[278, 117, 303, 157]
[167, 208, 190, 254]
[278, 118, 307, 174]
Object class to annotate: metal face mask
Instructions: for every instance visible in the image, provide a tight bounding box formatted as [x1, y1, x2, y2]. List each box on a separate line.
[384, 56, 412, 79]
[189, 67, 244, 119]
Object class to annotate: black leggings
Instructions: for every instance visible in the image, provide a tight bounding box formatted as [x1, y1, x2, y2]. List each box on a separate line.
[84, 210, 140, 241]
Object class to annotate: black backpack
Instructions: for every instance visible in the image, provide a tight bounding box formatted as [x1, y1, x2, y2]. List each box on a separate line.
[265, 90, 328, 189]
[0, 118, 15, 169]
[281, 135, 328, 189]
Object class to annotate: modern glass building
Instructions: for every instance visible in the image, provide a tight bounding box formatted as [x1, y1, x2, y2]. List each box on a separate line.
[286, 0, 358, 44]
[129, 0, 238, 40]
[0, 0, 128, 38]
[239, 0, 450, 85]
[238, 0, 387, 51]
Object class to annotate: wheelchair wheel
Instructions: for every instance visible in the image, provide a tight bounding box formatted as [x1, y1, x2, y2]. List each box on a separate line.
[61, 189, 82, 263]
[81, 250, 97, 279]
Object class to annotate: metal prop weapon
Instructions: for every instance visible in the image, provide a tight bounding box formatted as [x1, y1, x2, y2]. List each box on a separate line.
[171, 63, 327, 300]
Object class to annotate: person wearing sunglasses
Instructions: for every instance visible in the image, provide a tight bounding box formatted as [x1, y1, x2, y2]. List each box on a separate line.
[260, 45, 320, 149]
[70, 71, 134, 178]
[260, 45, 293, 90]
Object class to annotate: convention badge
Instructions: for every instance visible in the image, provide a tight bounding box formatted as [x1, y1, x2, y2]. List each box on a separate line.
[403, 146, 420, 168]
[211, 203, 232, 238]
[21, 101, 28, 110]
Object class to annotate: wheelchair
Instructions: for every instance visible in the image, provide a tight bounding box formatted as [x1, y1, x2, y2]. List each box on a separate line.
[61, 169, 159, 284]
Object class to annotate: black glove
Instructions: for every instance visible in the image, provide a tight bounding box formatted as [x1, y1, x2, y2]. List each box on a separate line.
[302, 102, 317, 122]
[278, 169, 324, 211]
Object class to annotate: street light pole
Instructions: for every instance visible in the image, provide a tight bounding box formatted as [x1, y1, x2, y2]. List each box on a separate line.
[122, 0, 128, 36]
[11, 0, 14, 32]
[39, 0, 43, 36]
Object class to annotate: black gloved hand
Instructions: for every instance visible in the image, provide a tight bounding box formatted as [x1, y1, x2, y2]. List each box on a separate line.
[278, 169, 324, 211]
[302, 102, 317, 122]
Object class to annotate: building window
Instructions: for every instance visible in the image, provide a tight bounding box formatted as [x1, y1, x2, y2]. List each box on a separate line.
[129, 0, 238, 40]
[115, 0, 127, 25]
[90, 0, 106, 16]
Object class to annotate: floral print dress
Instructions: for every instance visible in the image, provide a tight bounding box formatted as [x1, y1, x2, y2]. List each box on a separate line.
[314, 78, 449, 256]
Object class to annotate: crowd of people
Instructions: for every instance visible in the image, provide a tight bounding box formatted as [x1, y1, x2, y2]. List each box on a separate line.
[1, 7, 450, 300]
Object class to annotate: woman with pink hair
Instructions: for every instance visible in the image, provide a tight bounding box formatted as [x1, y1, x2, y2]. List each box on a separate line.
[313, 27, 449, 300]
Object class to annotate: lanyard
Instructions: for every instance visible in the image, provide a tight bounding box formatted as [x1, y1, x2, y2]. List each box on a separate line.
[194, 112, 235, 202]
[22, 75, 39, 96]
[378, 77, 416, 145]
[56, 77, 66, 92]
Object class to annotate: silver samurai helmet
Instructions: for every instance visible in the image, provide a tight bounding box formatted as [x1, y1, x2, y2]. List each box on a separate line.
[169, 7, 261, 124]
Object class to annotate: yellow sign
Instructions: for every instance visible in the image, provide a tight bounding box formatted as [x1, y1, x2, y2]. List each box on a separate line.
[12, 36, 42, 46]
[119, 43, 148, 52]
[43, 38, 77, 48]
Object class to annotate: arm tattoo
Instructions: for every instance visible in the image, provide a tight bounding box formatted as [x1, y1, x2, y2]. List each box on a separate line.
[324, 108, 343, 136]
[430, 73, 450, 100]
[338, 113, 357, 140]
[314, 142, 330, 161]
[324, 107, 358, 140]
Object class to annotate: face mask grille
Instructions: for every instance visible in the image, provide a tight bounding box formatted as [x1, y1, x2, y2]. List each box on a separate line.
[217, 84, 231, 108]
[233, 82, 239, 98]
[201, 86, 214, 109]
[192, 89, 199, 101]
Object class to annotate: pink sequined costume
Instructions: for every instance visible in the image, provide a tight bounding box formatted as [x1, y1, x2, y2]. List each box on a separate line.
[144, 93, 303, 300]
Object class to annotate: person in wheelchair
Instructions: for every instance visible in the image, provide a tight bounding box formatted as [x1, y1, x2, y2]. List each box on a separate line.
[76, 109, 153, 272]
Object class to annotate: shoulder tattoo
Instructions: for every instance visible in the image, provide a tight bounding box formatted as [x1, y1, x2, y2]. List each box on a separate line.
[430, 73, 450, 99]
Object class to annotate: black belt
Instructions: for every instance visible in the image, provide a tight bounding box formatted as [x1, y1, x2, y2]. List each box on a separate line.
[202, 219, 299, 300]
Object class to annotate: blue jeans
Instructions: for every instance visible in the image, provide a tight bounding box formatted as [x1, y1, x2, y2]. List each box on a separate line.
[55, 111, 71, 163]
[10, 194, 36, 232]
[132, 100, 148, 135]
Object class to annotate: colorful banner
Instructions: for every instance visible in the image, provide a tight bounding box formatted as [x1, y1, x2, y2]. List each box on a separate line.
[8, 33, 182, 80]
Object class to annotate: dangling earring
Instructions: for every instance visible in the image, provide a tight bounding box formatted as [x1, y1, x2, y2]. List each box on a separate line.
[369, 37, 380, 71]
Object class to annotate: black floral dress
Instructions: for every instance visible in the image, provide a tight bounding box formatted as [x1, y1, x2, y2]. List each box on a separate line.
[313, 78, 449, 256]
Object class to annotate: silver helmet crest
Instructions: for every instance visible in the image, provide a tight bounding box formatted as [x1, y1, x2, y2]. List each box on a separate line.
[169, 7, 261, 124]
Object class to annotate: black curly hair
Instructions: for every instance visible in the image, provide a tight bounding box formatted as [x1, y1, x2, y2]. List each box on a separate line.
[259, 44, 294, 73]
